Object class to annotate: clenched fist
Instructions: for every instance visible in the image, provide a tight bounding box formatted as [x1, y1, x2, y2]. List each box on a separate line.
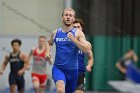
[67, 32, 75, 41]
[86, 66, 92, 72]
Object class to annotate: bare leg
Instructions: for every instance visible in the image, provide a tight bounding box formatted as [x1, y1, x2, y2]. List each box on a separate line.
[56, 80, 65, 93]
[32, 76, 40, 93]
[40, 81, 47, 93]
[10, 84, 16, 93]
[18, 88, 24, 93]
[75, 90, 84, 93]
[40, 87, 45, 93]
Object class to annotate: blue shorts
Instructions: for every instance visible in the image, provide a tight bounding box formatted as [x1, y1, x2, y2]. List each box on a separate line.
[9, 73, 25, 91]
[52, 66, 78, 93]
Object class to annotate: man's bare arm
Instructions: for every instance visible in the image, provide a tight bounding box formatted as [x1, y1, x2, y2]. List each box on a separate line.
[48, 57, 53, 65]
[28, 48, 34, 62]
[0, 55, 9, 75]
[26, 48, 34, 70]
[67, 30, 90, 53]
[116, 62, 126, 73]
[132, 51, 138, 62]
[17, 52, 29, 76]
[45, 42, 51, 59]
[47, 30, 57, 46]
[86, 50, 94, 72]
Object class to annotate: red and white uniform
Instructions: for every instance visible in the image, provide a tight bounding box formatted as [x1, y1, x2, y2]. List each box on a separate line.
[32, 47, 48, 86]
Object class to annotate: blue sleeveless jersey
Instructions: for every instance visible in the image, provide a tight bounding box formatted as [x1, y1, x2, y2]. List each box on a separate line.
[78, 50, 86, 73]
[54, 28, 79, 70]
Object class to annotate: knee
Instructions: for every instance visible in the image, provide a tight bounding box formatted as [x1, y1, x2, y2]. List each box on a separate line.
[18, 89, 24, 93]
[57, 87, 64, 93]
[10, 89, 16, 93]
[33, 82, 39, 90]
[10, 89, 15, 93]
[56, 80, 65, 93]
[32, 80, 40, 89]
[75, 90, 84, 93]
[10, 86, 16, 93]
[34, 85, 39, 90]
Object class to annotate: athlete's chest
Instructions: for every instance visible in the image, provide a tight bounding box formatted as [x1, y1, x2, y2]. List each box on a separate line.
[55, 32, 77, 46]
[9, 57, 20, 63]
[33, 56, 46, 62]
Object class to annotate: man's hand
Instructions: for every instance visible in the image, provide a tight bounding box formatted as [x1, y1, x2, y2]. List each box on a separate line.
[122, 69, 126, 74]
[67, 32, 75, 41]
[86, 66, 92, 72]
[17, 69, 24, 76]
[46, 55, 51, 60]
[26, 64, 32, 70]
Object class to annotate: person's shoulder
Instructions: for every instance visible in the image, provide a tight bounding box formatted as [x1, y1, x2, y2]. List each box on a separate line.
[75, 28, 81, 32]
[32, 47, 36, 51]
[20, 51, 26, 56]
[30, 47, 37, 53]
[5, 53, 10, 59]
[52, 28, 60, 34]
[75, 29, 82, 35]
[76, 29, 85, 35]
[52, 29, 57, 33]
[75, 29, 85, 39]
[19, 51, 28, 60]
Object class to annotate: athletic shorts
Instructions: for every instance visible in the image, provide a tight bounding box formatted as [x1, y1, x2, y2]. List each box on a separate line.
[9, 73, 25, 91]
[76, 73, 85, 91]
[52, 65, 78, 93]
[31, 73, 48, 87]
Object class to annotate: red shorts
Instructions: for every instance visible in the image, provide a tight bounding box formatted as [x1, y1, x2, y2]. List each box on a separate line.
[31, 73, 48, 86]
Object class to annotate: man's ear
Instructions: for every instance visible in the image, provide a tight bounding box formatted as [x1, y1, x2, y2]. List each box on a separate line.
[61, 17, 63, 21]
[73, 18, 75, 22]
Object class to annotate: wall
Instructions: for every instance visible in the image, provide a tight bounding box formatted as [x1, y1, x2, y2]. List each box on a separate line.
[0, 0, 64, 35]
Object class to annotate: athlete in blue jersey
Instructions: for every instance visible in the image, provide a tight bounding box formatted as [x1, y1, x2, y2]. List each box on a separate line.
[47, 8, 90, 93]
[116, 49, 138, 79]
[0, 39, 28, 93]
[73, 19, 94, 93]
